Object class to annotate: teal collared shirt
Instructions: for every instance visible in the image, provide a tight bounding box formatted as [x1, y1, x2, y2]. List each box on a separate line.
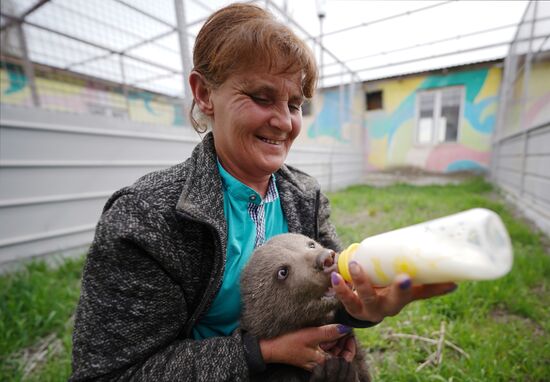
[192, 161, 288, 339]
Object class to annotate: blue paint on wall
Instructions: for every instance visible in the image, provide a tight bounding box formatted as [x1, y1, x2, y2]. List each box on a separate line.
[128, 91, 158, 115]
[4, 63, 27, 95]
[308, 89, 350, 141]
[446, 160, 487, 172]
[463, 96, 497, 134]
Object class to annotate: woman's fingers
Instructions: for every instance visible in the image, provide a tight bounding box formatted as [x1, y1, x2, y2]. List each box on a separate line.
[331, 272, 365, 317]
[332, 261, 459, 324]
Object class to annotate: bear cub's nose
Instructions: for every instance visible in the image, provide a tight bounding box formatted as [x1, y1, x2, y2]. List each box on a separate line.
[315, 249, 336, 272]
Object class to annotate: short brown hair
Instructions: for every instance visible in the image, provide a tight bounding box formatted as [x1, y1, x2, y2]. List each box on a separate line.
[189, 3, 318, 132]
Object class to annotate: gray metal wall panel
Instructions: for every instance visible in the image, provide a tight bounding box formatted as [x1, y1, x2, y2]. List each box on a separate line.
[525, 155, 550, 178]
[497, 155, 523, 172]
[0, 166, 170, 199]
[1, 125, 197, 162]
[0, 198, 105, 242]
[491, 124, 550, 237]
[495, 167, 522, 189]
[523, 174, 550, 203]
[499, 136, 524, 156]
[0, 110, 365, 266]
[527, 125, 550, 154]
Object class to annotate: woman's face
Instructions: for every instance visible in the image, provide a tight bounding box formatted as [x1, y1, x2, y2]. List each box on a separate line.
[209, 69, 304, 184]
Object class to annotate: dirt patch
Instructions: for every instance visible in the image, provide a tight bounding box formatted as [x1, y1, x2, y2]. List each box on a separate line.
[363, 167, 477, 187]
[490, 307, 545, 337]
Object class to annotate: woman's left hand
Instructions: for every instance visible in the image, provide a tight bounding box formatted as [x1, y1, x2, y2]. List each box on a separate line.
[331, 262, 457, 323]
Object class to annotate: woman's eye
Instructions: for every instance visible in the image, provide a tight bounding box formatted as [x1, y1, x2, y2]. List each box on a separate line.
[289, 103, 301, 112]
[277, 267, 289, 280]
[308, 241, 316, 249]
[251, 95, 270, 105]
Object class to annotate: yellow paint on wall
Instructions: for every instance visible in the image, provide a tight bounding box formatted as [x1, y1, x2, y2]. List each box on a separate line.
[388, 119, 414, 165]
[368, 76, 424, 113]
[367, 135, 389, 168]
[475, 67, 501, 102]
[528, 61, 550, 98]
[460, 119, 491, 151]
[129, 100, 174, 125]
[0, 70, 32, 105]
[36, 77, 85, 96]
[480, 101, 498, 123]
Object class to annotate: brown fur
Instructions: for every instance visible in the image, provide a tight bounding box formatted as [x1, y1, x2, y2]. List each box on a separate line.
[241, 233, 370, 382]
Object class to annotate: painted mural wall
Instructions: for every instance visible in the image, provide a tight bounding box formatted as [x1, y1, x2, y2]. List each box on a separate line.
[0, 63, 185, 127]
[363, 65, 502, 173]
[297, 84, 364, 150]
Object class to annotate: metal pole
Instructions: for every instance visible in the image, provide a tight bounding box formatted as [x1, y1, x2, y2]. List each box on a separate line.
[319, 14, 324, 89]
[174, 0, 193, 119]
[519, 1, 538, 197]
[14, 22, 40, 107]
[118, 54, 130, 119]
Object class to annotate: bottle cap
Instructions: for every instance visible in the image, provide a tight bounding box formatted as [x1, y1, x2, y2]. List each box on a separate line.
[337, 243, 360, 282]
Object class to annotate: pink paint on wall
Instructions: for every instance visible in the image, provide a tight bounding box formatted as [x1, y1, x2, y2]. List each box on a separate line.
[425, 144, 490, 172]
[525, 93, 550, 127]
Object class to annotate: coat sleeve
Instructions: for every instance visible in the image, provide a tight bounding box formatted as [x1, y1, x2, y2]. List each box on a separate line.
[317, 190, 344, 253]
[70, 194, 250, 382]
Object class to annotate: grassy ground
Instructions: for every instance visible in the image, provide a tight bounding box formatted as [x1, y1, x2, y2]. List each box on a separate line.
[1, 177, 548, 381]
[329, 178, 550, 381]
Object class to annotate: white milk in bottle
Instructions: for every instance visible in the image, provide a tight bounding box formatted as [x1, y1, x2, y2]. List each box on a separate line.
[336, 208, 513, 285]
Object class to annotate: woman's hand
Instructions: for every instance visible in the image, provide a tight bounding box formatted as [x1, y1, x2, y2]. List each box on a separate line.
[331, 262, 457, 323]
[258, 324, 355, 371]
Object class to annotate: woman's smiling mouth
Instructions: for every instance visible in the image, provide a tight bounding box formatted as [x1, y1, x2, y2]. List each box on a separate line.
[258, 136, 284, 145]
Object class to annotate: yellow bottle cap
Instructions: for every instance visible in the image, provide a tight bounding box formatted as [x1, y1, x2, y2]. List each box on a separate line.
[337, 243, 360, 282]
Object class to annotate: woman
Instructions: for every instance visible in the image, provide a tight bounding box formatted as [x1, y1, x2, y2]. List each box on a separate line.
[70, 3, 455, 381]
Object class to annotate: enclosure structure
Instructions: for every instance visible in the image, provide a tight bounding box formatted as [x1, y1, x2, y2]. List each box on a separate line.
[490, 1, 550, 236]
[0, 0, 363, 266]
[0, 0, 544, 265]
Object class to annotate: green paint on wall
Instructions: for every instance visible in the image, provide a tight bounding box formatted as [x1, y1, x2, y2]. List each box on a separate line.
[419, 68, 489, 102]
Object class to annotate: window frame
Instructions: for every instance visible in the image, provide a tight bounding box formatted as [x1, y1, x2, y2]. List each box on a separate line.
[414, 86, 465, 146]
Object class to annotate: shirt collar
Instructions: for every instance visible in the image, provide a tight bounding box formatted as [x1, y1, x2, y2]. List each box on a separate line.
[217, 159, 279, 205]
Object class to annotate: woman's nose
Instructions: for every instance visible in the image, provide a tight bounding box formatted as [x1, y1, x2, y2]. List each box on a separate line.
[269, 104, 292, 132]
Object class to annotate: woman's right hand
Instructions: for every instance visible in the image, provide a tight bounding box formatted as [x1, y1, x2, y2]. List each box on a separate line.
[258, 324, 354, 371]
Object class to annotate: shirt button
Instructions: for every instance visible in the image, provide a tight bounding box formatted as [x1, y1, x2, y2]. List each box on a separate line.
[249, 195, 256, 201]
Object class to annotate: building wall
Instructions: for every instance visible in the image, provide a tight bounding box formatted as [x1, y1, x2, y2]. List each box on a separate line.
[363, 65, 502, 173]
[0, 64, 185, 127]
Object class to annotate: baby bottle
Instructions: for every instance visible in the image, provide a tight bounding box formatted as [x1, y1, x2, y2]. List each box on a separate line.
[337, 208, 513, 286]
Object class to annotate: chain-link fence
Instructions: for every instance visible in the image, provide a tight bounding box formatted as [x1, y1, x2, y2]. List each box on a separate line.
[0, 0, 192, 127]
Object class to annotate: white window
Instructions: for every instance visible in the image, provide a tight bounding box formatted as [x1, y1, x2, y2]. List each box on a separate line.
[415, 87, 463, 145]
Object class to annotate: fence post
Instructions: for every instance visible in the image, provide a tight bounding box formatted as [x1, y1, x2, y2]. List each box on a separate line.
[14, 22, 40, 107]
[519, 1, 538, 196]
[174, 0, 193, 120]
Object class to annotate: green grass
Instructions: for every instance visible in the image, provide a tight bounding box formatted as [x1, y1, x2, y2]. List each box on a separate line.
[1, 177, 548, 381]
[328, 177, 550, 381]
[0, 257, 84, 381]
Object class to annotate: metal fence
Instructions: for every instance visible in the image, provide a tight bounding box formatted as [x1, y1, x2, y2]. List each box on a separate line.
[0, 0, 192, 127]
[491, 1, 550, 236]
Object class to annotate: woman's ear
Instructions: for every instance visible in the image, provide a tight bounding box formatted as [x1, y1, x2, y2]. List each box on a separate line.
[189, 71, 214, 116]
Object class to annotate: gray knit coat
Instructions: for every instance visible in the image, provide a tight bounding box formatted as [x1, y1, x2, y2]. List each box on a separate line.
[70, 132, 343, 381]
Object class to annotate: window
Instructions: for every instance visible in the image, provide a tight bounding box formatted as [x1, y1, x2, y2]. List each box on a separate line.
[416, 87, 463, 144]
[365, 90, 383, 111]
